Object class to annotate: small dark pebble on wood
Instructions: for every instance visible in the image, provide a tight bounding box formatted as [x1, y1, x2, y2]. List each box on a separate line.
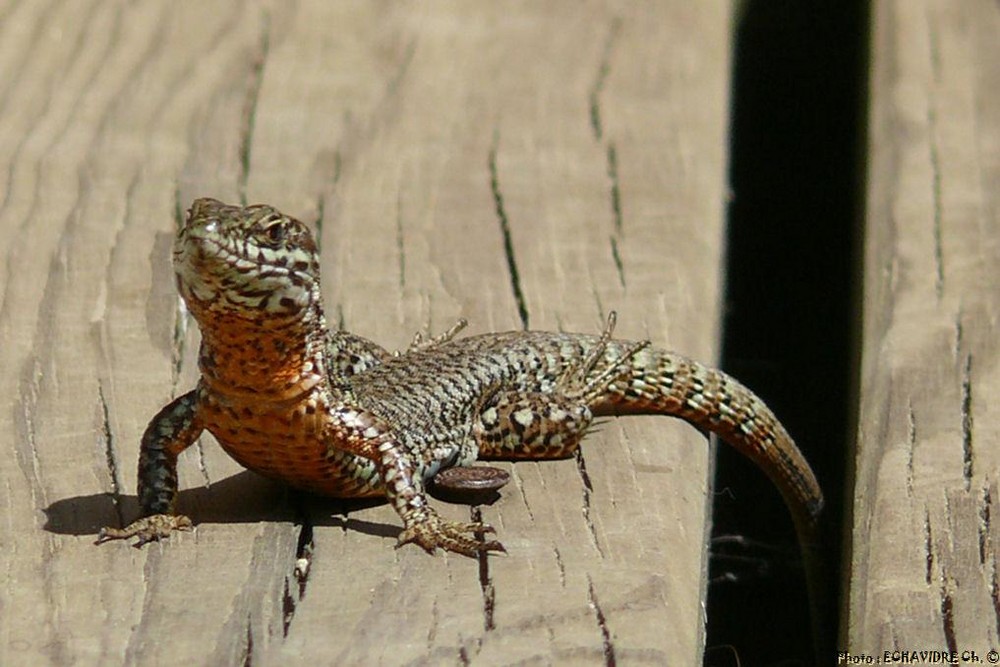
[430, 465, 510, 504]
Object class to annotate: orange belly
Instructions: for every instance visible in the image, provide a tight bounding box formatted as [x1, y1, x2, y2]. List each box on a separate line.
[199, 391, 383, 498]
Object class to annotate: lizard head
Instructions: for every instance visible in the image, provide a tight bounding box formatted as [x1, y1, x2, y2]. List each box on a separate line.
[174, 198, 322, 319]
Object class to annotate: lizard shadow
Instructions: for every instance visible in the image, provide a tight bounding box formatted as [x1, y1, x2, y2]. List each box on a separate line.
[43, 470, 391, 541]
[43, 469, 502, 542]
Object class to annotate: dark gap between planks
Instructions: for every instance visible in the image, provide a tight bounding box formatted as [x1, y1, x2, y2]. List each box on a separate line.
[707, 1, 869, 664]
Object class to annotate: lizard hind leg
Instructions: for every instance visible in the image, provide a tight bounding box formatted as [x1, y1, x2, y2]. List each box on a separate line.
[473, 391, 595, 460]
[469, 312, 651, 462]
[397, 318, 469, 356]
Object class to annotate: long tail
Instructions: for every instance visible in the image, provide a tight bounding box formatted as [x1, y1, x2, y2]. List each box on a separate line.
[593, 342, 828, 653]
[593, 345, 823, 542]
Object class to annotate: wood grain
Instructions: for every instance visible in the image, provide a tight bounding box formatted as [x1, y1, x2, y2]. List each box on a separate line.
[0, 2, 733, 664]
[849, 0, 1000, 651]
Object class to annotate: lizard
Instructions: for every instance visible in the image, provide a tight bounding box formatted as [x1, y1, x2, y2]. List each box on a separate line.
[97, 197, 824, 559]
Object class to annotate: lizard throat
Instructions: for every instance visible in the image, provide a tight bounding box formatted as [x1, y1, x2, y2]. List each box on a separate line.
[192, 301, 330, 400]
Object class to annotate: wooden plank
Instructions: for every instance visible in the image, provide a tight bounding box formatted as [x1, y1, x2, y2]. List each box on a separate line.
[0, 2, 733, 665]
[849, 0, 1000, 651]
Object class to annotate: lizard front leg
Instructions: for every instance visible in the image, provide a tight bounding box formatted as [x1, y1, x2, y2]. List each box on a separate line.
[96, 390, 202, 546]
[325, 405, 503, 556]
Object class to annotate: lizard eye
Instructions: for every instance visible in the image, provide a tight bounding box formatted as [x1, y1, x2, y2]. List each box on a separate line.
[262, 220, 286, 245]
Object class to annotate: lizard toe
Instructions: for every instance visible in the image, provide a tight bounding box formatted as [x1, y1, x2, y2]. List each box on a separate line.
[396, 509, 504, 557]
[96, 514, 193, 547]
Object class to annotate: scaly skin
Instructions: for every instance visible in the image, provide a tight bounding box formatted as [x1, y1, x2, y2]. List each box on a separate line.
[97, 198, 823, 557]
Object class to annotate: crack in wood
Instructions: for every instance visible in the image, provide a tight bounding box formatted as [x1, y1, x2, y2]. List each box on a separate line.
[170, 300, 190, 391]
[980, 484, 991, 567]
[471, 506, 497, 631]
[553, 546, 566, 588]
[606, 144, 622, 236]
[924, 509, 933, 586]
[238, 12, 271, 205]
[574, 449, 604, 557]
[953, 309, 964, 356]
[333, 302, 346, 332]
[511, 466, 533, 521]
[588, 17, 627, 289]
[281, 578, 295, 638]
[488, 136, 529, 329]
[313, 193, 326, 255]
[311, 147, 340, 258]
[609, 237, 624, 289]
[283, 507, 314, 637]
[938, 491, 959, 655]
[940, 584, 957, 655]
[588, 17, 622, 142]
[15, 357, 45, 504]
[295, 518, 314, 599]
[396, 190, 406, 290]
[241, 615, 253, 667]
[97, 382, 125, 526]
[606, 144, 626, 287]
[170, 189, 190, 392]
[961, 353, 973, 490]
[992, 553, 1000, 640]
[172, 185, 185, 234]
[906, 401, 916, 497]
[587, 578, 617, 667]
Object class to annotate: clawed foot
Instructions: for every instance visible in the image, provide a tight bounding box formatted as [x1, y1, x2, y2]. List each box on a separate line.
[396, 507, 506, 557]
[95, 514, 193, 547]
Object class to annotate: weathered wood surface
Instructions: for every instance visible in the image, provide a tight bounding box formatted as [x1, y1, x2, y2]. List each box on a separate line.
[0, 2, 733, 665]
[849, 0, 1000, 651]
